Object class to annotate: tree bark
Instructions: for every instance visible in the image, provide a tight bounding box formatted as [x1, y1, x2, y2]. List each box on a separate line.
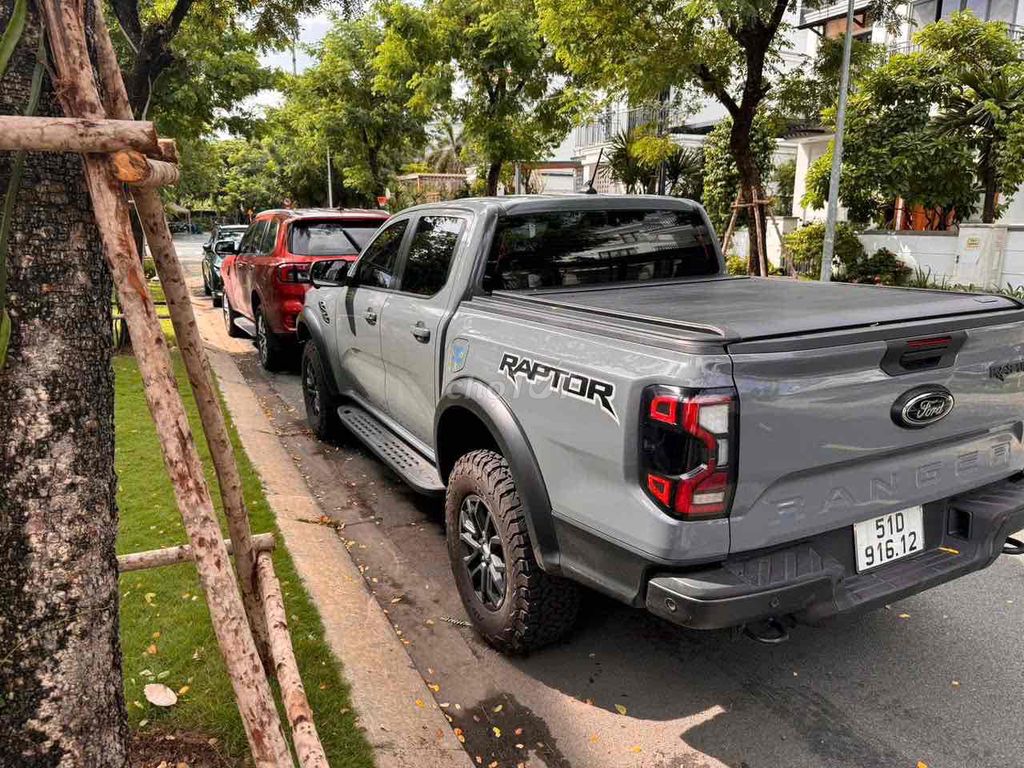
[485, 160, 502, 196]
[0, 4, 129, 765]
[982, 144, 998, 224]
[730, 106, 767, 276]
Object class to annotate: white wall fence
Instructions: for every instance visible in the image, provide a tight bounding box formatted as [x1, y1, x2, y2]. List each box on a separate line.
[858, 225, 1024, 290]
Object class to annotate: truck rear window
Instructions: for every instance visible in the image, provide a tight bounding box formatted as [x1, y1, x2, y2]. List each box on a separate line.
[288, 220, 382, 256]
[485, 207, 719, 291]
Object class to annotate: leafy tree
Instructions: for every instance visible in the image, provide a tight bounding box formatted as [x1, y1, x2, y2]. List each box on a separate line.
[295, 15, 427, 200]
[804, 13, 1024, 225]
[108, 0, 339, 119]
[536, 0, 898, 268]
[376, 0, 572, 195]
[603, 128, 658, 193]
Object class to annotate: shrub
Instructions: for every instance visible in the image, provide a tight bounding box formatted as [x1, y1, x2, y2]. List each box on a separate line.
[783, 221, 864, 278]
[843, 247, 912, 286]
[143, 258, 157, 280]
[726, 255, 748, 275]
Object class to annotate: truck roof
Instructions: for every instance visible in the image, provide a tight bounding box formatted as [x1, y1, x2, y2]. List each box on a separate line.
[399, 194, 703, 216]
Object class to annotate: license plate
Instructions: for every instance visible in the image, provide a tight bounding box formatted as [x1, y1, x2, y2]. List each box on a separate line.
[853, 506, 925, 573]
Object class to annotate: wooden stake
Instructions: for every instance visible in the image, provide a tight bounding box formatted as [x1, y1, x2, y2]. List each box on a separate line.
[109, 150, 179, 187]
[157, 138, 179, 164]
[257, 553, 330, 768]
[38, 3, 292, 765]
[90, 5, 272, 666]
[0, 115, 158, 154]
[118, 533, 276, 572]
[720, 189, 743, 260]
[752, 187, 768, 278]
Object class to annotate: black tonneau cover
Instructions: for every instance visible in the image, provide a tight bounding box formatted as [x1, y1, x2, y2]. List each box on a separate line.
[496, 276, 1021, 342]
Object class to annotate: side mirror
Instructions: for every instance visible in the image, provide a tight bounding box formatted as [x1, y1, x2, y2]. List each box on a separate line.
[214, 240, 236, 255]
[310, 258, 352, 288]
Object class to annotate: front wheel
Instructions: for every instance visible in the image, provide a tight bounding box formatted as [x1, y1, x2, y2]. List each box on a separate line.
[445, 449, 579, 654]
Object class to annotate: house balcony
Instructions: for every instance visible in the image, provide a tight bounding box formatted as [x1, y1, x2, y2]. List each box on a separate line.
[886, 21, 1024, 56]
[572, 106, 688, 153]
[798, 0, 874, 29]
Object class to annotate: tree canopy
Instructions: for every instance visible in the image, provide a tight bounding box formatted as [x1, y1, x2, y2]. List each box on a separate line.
[803, 13, 1024, 226]
[375, 0, 572, 195]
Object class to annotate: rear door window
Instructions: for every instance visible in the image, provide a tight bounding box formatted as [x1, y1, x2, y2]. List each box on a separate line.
[398, 216, 465, 296]
[259, 220, 279, 255]
[485, 207, 719, 291]
[289, 220, 384, 256]
[354, 219, 409, 289]
[241, 221, 267, 255]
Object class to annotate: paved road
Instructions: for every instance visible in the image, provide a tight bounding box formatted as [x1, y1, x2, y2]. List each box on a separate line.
[181, 243, 1024, 768]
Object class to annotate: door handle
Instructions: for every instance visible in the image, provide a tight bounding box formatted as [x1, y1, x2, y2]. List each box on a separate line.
[411, 323, 431, 342]
[363, 309, 377, 325]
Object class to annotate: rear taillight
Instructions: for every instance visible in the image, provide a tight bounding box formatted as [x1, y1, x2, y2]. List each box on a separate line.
[640, 385, 738, 519]
[276, 263, 311, 283]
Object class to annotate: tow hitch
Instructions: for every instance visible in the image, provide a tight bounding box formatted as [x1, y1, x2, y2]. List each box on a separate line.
[742, 616, 791, 644]
[1003, 536, 1024, 555]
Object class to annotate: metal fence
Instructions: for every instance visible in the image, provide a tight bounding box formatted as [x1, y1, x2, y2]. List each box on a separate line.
[572, 106, 688, 150]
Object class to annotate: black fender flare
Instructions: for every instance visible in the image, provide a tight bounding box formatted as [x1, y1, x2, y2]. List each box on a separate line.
[296, 308, 339, 399]
[435, 377, 560, 572]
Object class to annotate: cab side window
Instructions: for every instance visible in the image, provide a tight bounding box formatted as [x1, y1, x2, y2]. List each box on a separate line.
[241, 220, 267, 255]
[354, 219, 409, 289]
[399, 216, 465, 296]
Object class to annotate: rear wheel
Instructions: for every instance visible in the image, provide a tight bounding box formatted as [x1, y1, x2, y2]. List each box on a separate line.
[446, 449, 579, 654]
[301, 341, 338, 439]
[223, 293, 245, 338]
[255, 308, 287, 371]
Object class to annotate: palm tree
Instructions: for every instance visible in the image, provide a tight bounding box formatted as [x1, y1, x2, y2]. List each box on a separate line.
[934, 70, 1024, 223]
[602, 128, 655, 193]
[664, 146, 704, 200]
[425, 119, 465, 173]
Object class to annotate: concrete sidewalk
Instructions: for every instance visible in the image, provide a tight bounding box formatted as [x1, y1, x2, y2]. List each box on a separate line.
[195, 304, 471, 768]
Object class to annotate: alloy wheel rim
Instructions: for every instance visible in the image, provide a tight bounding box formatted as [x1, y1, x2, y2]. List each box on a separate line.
[458, 494, 506, 610]
[303, 362, 321, 417]
[257, 314, 268, 362]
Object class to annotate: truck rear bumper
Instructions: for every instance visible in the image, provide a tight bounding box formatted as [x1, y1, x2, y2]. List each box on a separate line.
[645, 474, 1024, 631]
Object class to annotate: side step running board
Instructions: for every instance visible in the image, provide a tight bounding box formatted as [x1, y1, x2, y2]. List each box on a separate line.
[337, 404, 445, 495]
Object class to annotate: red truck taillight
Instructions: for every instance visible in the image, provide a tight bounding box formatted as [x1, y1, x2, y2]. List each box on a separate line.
[640, 386, 738, 519]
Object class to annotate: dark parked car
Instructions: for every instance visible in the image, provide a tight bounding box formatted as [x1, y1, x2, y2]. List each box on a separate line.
[202, 234, 243, 307]
[221, 208, 390, 369]
[203, 224, 248, 254]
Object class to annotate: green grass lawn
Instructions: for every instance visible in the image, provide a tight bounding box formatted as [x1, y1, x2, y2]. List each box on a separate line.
[116, 352, 375, 767]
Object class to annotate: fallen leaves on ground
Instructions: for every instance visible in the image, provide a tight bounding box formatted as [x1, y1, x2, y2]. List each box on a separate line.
[144, 683, 178, 707]
[615, 704, 628, 716]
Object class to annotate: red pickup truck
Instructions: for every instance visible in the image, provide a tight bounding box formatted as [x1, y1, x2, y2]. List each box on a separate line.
[221, 208, 389, 369]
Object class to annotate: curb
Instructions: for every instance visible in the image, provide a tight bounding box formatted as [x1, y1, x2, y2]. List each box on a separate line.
[196, 304, 472, 768]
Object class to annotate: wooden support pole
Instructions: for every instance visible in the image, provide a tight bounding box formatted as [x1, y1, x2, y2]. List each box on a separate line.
[157, 138, 179, 164]
[90, 5, 272, 666]
[109, 150, 180, 187]
[0, 115, 158, 154]
[752, 187, 768, 278]
[257, 553, 330, 768]
[118, 533, 276, 573]
[38, 3, 293, 766]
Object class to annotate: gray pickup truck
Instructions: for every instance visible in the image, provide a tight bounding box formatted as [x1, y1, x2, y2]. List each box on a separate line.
[297, 195, 1024, 652]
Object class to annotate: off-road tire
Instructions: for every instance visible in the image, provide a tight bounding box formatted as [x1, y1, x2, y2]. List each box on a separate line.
[446, 449, 579, 654]
[301, 341, 339, 440]
[255, 308, 287, 371]
[223, 293, 245, 338]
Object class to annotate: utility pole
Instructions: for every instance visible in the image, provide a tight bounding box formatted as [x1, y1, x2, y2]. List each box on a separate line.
[820, 0, 857, 282]
[326, 146, 334, 208]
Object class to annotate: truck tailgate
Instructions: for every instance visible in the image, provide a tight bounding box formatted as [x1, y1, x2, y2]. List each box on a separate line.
[727, 317, 1024, 554]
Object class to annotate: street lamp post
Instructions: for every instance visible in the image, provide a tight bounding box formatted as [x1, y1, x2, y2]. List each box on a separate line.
[820, 0, 857, 282]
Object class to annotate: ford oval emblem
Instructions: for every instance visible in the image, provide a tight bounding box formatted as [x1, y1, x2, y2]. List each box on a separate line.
[891, 385, 955, 429]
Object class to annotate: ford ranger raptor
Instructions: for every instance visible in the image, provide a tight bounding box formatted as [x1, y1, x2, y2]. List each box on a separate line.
[296, 195, 1024, 652]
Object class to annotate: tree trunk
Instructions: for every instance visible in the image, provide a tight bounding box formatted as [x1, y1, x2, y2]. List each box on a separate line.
[982, 146, 998, 224]
[729, 116, 766, 276]
[0, 4, 129, 765]
[485, 161, 502, 196]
